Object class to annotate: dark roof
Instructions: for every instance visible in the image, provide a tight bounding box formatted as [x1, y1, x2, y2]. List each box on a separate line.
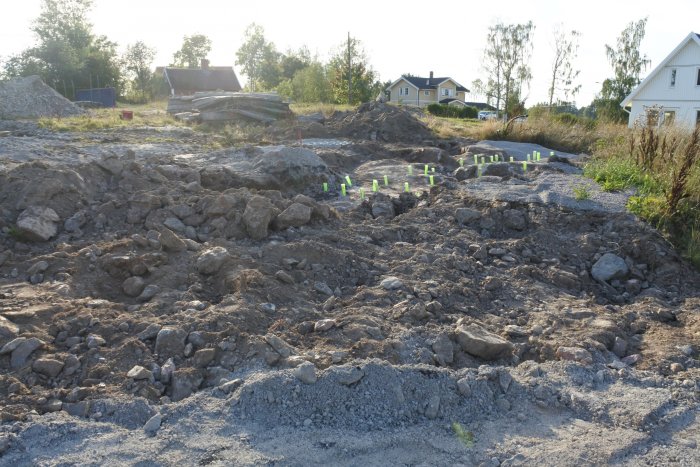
[439, 98, 459, 104]
[163, 67, 242, 94]
[402, 76, 468, 92]
[463, 101, 496, 110]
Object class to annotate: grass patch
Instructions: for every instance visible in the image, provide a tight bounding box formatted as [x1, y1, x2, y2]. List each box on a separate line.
[572, 184, 591, 200]
[290, 102, 354, 117]
[38, 101, 180, 132]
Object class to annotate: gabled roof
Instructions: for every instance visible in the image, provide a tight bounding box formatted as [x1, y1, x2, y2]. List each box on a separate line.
[388, 75, 469, 92]
[163, 67, 242, 94]
[621, 32, 700, 107]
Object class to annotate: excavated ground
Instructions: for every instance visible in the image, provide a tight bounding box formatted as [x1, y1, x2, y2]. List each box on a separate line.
[0, 105, 698, 466]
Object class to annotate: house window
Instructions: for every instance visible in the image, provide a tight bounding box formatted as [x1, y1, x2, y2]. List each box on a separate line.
[663, 111, 675, 126]
[697, 68, 700, 86]
[424, 90, 430, 96]
[441, 88, 452, 97]
[670, 69, 676, 87]
[399, 87, 410, 96]
[696, 110, 700, 126]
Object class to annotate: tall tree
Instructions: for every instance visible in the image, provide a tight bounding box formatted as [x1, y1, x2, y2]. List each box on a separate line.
[482, 22, 535, 117]
[595, 18, 650, 122]
[172, 34, 212, 68]
[277, 61, 331, 103]
[548, 27, 581, 110]
[327, 35, 380, 105]
[122, 41, 156, 101]
[235, 23, 280, 92]
[2, 0, 121, 98]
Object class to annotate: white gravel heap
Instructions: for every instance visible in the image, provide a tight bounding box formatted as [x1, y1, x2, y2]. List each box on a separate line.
[0, 75, 84, 119]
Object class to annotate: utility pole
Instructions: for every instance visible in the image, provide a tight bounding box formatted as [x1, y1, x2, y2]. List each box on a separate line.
[347, 32, 352, 106]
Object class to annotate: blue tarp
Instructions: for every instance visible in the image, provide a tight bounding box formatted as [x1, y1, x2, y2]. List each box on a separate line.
[75, 87, 116, 107]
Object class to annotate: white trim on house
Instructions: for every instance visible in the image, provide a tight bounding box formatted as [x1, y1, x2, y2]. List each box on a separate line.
[387, 77, 419, 91]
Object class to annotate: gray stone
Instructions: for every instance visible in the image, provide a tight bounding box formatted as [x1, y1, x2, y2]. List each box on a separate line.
[0, 315, 19, 339]
[16, 206, 60, 241]
[63, 354, 80, 376]
[193, 348, 216, 368]
[163, 217, 186, 233]
[170, 369, 203, 401]
[314, 319, 336, 332]
[612, 337, 627, 358]
[455, 208, 481, 224]
[196, 247, 229, 275]
[138, 284, 160, 302]
[122, 276, 146, 297]
[265, 334, 295, 358]
[32, 358, 64, 377]
[380, 276, 403, 290]
[314, 281, 333, 296]
[127, 365, 153, 380]
[159, 226, 187, 252]
[591, 253, 629, 282]
[293, 361, 317, 384]
[160, 358, 176, 383]
[138, 323, 162, 341]
[481, 162, 512, 177]
[454, 165, 477, 181]
[86, 334, 106, 348]
[432, 334, 454, 365]
[64, 211, 87, 232]
[335, 367, 365, 385]
[275, 270, 295, 284]
[143, 413, 162, 435]
[370, 195, 396, 219]
[502, 209, 526, 230]
[10, 337, 44, 368]
[63, 401, 90, 417]
[454, 324, 514, 360]
[243, 195, 277, 240]
[457, 377, 472, 396]
[155, 327, 187, 358]
[425, 395, 440, 419]
[27, 260, 49, 276]
[219, 378, 243, 394]
[273, 203, 312, 230]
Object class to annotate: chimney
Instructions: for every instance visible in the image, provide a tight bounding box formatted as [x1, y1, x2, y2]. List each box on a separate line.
[429, 71, 433, 80]
[201, 59, 210, 70]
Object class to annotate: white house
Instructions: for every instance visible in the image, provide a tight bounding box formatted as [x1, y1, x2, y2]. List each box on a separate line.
[386, 72, 470, 107]
[621, 32, 700, 128]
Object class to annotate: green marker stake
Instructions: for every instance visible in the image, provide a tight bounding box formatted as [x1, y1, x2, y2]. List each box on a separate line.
[424, 164, 429, 175]
[509, 156, 514, 162]
[495, 155, 499, 162]
[473, 155, 478, 164]
[481, 157, 485, 165]
[359, 188, 365, 200]
[431, 167, 435, 173]
[341, 183, 346, 196]
[527, 154, 531, 162]
[459, 158, 464, 167]
[522, 162, 527, 172]
[384, 175, 389, 186]
[489, 155, 494, 163]
[550, 151, 555, 157]
[345, 175, 352, 186]
[323, 182, 328, 192]
[404, 182, 410, 192]
[477, 164, 481, 177]
[408, 165, 413, 175]
[429, 175, 435, 186]
[372, 179, 378, 192]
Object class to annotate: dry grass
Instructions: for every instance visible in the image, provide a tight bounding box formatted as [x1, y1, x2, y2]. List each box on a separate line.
[290, 102, 355, 117]
[38, 101, 179, 132]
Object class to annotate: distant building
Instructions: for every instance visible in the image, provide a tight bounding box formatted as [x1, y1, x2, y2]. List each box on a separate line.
[621, 32, 700, 128]
[386, 72, 469, 107]
[163, 59, 242, 96]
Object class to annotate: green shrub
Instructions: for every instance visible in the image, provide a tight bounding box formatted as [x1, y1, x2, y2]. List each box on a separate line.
[426, 103, 478, 119]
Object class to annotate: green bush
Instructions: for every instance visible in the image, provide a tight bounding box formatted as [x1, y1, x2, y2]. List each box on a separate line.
[426, 103, 478, 119]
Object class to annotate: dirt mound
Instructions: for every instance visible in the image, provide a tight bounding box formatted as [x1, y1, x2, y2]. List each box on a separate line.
[327, 102, 434, 143]
[0, 75, 84, 119]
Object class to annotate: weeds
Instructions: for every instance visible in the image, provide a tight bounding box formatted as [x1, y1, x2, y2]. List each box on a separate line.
[452, 422, 474, 448]
[39, 105, 180, 132]
[572, 184, 591, 200]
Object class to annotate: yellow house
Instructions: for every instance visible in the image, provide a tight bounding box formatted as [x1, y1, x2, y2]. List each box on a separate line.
[387, 72, 469, 107]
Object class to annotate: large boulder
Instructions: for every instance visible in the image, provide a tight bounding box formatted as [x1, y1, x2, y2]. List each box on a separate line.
[16, 206, 60, 241]
[243, 195, 278, 240]
[154, 327, 187, 359]
[252, 147, 329, 190]
[273, 203, 312, 230]
[454, 324, 514, 360]
[591, 253, 629, 282]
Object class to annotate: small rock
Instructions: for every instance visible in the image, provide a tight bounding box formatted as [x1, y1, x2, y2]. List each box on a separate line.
[243, 195, 278, 240]
[456, 377, 472, 396]
[621, 354, 641, 366]
[138, 323, 162, 341]
[556, 346, 593, 365]
[170, 368, 203, 401]
[612, 337, 627, 358]
[16, 206, 60, 241]
[314, 319, 336, 332]
[259, 303, 276, 313]
[193, 348, 215, 368]
[275, 270, 295, 284]
[265, 334, 295, 357]
[273, 203, 312, 230]
[9, 337, 44, 368]
[159, 227, 187, 252]
[164, 217, 186, 233]
[293, 361, 317, 384]
[32, 358, 65, 378]
[219, 378, 243, 394]
[196, 247, 229, 275]
[432, 334, 454, 365]
[43, 399, 63, 412]
[455, 207, 481, 224]
[155, 327, 187, 359]
[591, 253, 629, 282]
[670, 362, 684, 373]
[502, 209, 526, 230]
[160, 358, 176, 383]
[0, 434, 11, 454]
[127, 365, 153, 380]
[314, 281, 334, 296]
[495, 397, 511, 411]
[335, 367, 364, 385]
[122, 276, 146, 297]
[380, 276, 403, 290]
[143, 413, 162, 435]
[86, 334, 106, 349]
[454, 324, 514, 360]
[27, 260, 49, 276]
[488, 248, 507, 256]
[0, 316, 19, 340]
[138, 284, 160, 302]
[370, 194, 395, 219]
[425, 395, 440, 419]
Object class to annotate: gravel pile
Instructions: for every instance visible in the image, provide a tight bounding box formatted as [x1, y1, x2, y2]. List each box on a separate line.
[0, 75, 84, 119]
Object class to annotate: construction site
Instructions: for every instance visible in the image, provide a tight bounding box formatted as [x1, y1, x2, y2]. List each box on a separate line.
[0, 75, 698, 466]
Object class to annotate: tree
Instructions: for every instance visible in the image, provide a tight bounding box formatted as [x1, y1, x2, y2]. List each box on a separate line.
[2, 0, 121, 98]
[235, 23, 280, 92]
[327, 35, 381, 104]
[122, 41, 156, 101]
[172, 34, 212, 68]
[594, 18, 650, 122]
[548, 27, 581, 110]
[277, 61, 331, 103]
[482, 21, 535, 116]
[279, 46, 311, 81]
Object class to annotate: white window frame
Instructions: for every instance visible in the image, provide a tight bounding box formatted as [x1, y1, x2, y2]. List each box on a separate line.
[424, 90, 430, 96]
[441, 88, 453, 97]
[662, 110, 676, 126]
[398, 87, 409, 96]
[670, 68, 677, 87]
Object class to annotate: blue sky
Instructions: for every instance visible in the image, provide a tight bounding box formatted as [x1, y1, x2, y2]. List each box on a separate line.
[1, 0, 697, 106]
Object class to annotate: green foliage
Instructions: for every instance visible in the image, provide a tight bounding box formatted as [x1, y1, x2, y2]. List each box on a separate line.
[235, 23, 280, 92]
[277, 62, 331, 103]
[594, 18, 650, 122]
[122, 41, 156, 103]
[451, 422, 474, 448]
[426, 104, 478, 119]
[583, 156, 660, 193]
[548, 27, 581, 108]
[172, 34, 212, 68]
[573, 184, 591, 200]
[2, 0, 122, 99]
[327, 36, 382, 105]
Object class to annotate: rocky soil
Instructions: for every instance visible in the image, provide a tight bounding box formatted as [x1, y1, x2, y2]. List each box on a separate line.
[0, 103, 698, 466]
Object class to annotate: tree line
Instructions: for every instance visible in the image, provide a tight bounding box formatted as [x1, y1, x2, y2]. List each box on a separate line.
[0, 0, 650, 121]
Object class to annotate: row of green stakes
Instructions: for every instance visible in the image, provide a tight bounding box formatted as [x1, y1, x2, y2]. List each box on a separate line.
[322, 165, 439, 199]
[456, 150, 556, 174]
